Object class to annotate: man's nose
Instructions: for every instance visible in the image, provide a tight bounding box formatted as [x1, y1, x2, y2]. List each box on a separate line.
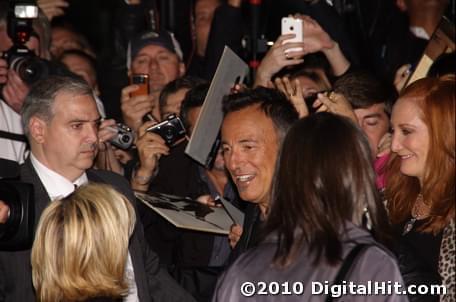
[86, 123, 98, 143]
[225, 149, 242, 174]
[148, 58, 159, 71]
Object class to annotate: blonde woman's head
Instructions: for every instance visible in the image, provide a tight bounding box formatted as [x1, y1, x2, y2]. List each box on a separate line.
[31, 183, 136, 302]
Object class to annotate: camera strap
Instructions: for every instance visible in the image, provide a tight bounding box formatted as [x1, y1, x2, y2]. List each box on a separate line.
[0, 130, 28, 143]
[325, 243, 372, 302]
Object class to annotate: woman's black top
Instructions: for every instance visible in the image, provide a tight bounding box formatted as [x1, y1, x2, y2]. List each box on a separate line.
[395, 218, 443, 302]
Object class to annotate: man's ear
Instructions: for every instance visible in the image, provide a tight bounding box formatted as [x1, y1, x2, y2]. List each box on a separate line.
[29, 116, 47, 144]
[396, 0, 408, 12]
[179, 62, 186, 77]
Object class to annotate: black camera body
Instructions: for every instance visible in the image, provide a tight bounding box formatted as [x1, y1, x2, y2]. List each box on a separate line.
[1, 0, 54, 85]
[146, 114, 186, 146]
[0, 158, 35, 251]
[2, 47, 51, 85]
[109, 123, 134, 150]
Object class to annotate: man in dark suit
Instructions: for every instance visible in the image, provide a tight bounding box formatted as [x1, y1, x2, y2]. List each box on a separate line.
[0, 75, 195, 302]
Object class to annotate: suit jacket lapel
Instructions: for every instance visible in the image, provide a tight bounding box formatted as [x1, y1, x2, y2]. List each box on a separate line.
[20, 158, 51, 229]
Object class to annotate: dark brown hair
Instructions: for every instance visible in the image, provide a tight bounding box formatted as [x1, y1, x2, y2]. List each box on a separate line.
[386, 75, 455, 234]
[264, 112, 391, 267]
[333, 70, 396, 115]
[222, 87, 299, 142]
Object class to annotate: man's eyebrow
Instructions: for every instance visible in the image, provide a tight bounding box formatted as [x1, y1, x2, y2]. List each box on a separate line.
[239, 139, 257, 143]
[133, 54, 150, 61]
[363, 113, 382, 119]
[68, 117, 102, 123]
[221, 138, 258, 145]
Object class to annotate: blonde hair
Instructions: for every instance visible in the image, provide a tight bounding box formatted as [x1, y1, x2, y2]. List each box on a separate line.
[31, 183, 136, 302]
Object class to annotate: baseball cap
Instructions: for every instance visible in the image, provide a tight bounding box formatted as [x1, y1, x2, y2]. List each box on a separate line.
[127, 30, 184, 68]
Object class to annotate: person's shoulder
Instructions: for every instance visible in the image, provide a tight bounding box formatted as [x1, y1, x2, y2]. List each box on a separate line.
[230, 240, 276, 274]
[352, 242, 403, 282]
[87, 170, 134, 200]
[88, 169, 128, 184]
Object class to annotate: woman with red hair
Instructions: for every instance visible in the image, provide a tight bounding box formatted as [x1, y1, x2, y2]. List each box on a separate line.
[386, 75, 455, 302]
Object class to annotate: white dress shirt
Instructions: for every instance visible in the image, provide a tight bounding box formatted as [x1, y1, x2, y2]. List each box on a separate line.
[0, 100, 27, 164]
[410, 26, 430, 40]
[30, 153, 88, 200]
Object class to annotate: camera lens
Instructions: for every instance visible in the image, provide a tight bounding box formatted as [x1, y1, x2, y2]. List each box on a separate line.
[10, 56, 48, 85]
[164, 126, 175, 141]
[121, 134, 131, 143]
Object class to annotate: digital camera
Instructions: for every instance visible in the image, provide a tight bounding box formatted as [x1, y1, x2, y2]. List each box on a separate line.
[1, 1, 56, 85]
[109, 123, 134, 150]
[146, 114, 186, 146]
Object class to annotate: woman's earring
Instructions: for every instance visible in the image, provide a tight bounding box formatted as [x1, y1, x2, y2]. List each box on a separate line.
[363, 207, 373, 231]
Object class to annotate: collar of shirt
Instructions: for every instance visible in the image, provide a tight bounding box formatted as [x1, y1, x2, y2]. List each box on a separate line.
[410, 26, 430, 40]
[30, 153, 88, 200]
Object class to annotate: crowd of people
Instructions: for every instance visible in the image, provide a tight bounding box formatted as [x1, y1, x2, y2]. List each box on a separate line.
[0, 0, 454, 301]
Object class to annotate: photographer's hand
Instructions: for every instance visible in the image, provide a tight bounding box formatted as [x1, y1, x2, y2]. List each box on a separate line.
[394, 64, 412, 93]
[315, 92, 357, 123]
[98, 119, 118, 144]
[0, 57, 7, 85]
[228, 224, 243, 249]
[274, 77, 309, 118]
[0, 200, 10, 224]
[121, 84, 156, 133]
[37, 0, 68, 21]
[1, 69, 30, 113]
[94, 119, 125, 175]
[132, 121, 170, 191]
[196, 195, 222, 207]
[294, 14, 350, 76]
[254, 34, 305, 88]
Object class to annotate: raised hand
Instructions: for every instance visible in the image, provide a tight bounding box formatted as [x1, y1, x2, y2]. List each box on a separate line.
[314, 91, 357, 123]
[228, 224, 243, 249]
[0, 200, 9, 224]
[1, 69, 30, 113]
[131, 121, 170, 190]
[254, 34, 305, 88]
[295, 14, 335, 53]
[274, 77, 309, 118]
[37, 0, 69, 21]
[121, 84, 156, 133]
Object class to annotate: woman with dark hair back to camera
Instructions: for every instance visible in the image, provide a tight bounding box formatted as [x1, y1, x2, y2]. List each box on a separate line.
[386, 75, 455, 302]
[213, 112, 407, 302]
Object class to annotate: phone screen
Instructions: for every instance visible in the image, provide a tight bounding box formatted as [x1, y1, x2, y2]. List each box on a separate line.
[130, 74, 149, 97]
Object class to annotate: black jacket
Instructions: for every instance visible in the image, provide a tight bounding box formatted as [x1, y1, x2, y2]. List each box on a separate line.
[136, 142, 242, 301]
